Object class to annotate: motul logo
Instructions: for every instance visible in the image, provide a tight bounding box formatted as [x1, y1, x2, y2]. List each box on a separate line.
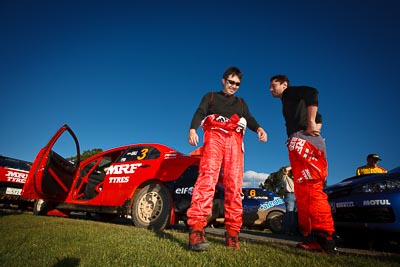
[363, 199, 391, 206]
[106, 163, 142, 175]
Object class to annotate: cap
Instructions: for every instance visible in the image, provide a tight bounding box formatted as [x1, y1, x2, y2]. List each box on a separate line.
[367, 154, 381, 161]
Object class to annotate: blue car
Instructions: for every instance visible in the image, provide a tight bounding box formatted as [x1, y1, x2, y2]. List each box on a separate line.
[208, 187, 286, 233]
[324, 167, 400, 243]
[241, 187, 286, 233]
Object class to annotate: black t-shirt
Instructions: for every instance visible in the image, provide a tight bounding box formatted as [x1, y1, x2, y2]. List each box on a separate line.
[282, 86, 322, 137]
[190, 91, 260, 132]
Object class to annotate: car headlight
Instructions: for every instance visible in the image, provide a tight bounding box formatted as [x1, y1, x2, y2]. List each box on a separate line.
[362, 179, 400, 193]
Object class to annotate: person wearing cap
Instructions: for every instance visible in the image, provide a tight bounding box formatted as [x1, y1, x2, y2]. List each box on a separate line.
[187, 66, 267, 251]
[356, 154, 387, 176]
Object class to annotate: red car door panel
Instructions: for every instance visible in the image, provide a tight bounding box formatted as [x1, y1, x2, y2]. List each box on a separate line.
[21, 124, 80, 201]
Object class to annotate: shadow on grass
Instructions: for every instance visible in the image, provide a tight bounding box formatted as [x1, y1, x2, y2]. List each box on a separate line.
[51, 257, 80, 267]
[0, 208, 30, 218]
[154, 228, 192, 250]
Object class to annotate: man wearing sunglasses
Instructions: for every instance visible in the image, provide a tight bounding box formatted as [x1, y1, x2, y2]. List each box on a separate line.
[187, 66, 267, 251]
[269, 74, 336, 254]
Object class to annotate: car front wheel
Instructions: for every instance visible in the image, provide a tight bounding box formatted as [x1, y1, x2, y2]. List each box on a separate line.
[267, 211, 285, 233]
[131, 184, 171, 230]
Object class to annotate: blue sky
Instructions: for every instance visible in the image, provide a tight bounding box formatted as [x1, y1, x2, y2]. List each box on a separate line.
[1, 0, 399, 186]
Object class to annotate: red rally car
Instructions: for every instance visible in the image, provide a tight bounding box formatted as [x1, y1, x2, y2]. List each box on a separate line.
[21, 124, 207, 230]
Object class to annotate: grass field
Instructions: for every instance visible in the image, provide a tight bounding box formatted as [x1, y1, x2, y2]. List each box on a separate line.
[1, 210, 399, 267]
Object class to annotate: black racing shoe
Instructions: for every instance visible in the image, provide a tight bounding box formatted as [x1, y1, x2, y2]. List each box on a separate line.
[189, 228, 209, 251]
[297, 239, 323, 252]
[315, 231, 338, 254]
[225, 232, 240, 250]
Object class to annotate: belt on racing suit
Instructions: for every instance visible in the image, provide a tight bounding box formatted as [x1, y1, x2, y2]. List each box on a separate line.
[201, 114, 247, 135]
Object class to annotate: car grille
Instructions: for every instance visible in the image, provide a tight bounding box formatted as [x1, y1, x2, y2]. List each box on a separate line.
[333, 206, 395, 223]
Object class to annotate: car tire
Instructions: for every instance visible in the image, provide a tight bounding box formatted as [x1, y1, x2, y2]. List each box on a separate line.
[131, 184, 171, 230]
[33, 199, 49, 215]
[266, 211, 284, 233]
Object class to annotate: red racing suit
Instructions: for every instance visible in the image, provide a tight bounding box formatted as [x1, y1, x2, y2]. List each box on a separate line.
[287, 133, 335, 236]
[187, 114, 245, 233]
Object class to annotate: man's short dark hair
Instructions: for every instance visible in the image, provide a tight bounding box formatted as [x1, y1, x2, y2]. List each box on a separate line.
[270, 74, 289, 86]
[223, 66, 243, 80]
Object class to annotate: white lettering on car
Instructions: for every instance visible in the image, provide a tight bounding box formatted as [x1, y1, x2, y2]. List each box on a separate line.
[108, 177, 130, 183]
[106, 163, 142, 184]
[363, 199, 391, 206]
[335, 202, 355, 208]
[6, 170, 28, 183]
[106, 163, 142, 175]
[258, 198, 285, 211]
[175, 187, 193, 195]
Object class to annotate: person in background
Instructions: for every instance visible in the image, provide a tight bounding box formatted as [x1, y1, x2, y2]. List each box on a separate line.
[356, 154, 387, 176]
[279, 166, 298, 235]
[187, 66, 267, 251]
[269, 74, 336, 254]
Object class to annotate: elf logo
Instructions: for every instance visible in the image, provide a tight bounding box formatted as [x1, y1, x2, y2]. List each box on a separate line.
[175, 187, 193, 195]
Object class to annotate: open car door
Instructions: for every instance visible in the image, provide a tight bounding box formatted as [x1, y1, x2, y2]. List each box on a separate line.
[22, 124, 80, 202]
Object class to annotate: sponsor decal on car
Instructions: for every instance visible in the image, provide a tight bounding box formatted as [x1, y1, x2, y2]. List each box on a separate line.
[109, 177, 130, 183]
[106, 163, 142, 175]
[258, 198, 285, 211]
[5, 170, 28, 184]
[363, 199, 391, 206]
[249, 196, 270, 200]
[175, 187, 193, 195]
[105, 163, 143, 184]
[164, 153, 178, 159]
[335, 201, 355, 208]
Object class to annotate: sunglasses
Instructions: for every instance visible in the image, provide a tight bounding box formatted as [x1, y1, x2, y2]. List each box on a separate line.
[226, 79, 241, 87]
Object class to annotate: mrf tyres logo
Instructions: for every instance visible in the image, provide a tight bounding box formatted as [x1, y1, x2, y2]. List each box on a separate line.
[5, 170, 28, 184]
[106, 163, 142, 184]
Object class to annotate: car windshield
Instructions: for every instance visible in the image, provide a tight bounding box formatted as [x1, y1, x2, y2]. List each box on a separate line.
[388, 166, 400, 173]
[0, 156, 31, 171]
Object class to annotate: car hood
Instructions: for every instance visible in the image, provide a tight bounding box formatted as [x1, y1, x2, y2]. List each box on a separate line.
[324, 171, 399, 194]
